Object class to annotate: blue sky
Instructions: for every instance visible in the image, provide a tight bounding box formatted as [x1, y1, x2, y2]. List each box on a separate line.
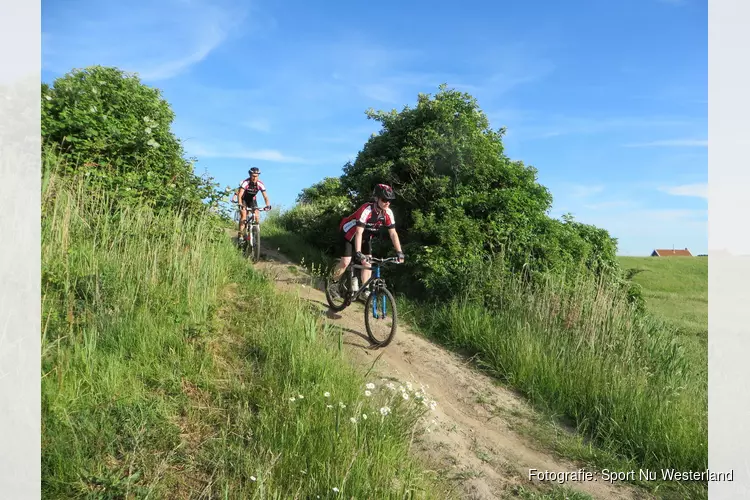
[41, 0, 707, 256]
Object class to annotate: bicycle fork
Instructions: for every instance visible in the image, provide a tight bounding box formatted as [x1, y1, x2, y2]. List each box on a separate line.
[371, 266, 387, 319]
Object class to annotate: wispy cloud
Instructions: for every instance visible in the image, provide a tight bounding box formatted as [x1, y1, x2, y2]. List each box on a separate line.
[623, 138, 707, 147]
[659, 182, 707, 199]
[242, 118, 271, 133]
[568, 184, 605, 198]
[187, 142, 306, 163]
[583, 200, 638, 210]
[42, 0, 249, 81]
[511, 115, 696, 140]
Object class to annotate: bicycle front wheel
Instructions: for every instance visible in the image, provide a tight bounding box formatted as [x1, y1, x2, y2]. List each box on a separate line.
[251, 225, 261, 261]
[364, 287, 397, 347]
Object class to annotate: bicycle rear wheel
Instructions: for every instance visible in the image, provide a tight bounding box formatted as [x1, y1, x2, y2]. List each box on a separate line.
[325, 269, 351, 311]
[364, 286, 397, 347]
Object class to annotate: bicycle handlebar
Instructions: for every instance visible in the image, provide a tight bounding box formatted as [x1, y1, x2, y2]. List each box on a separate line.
[237, 204, 272, 211]
[364, 256, 402, 264]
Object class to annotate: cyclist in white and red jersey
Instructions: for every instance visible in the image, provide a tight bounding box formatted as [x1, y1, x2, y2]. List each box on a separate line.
[232, 167, 271, 239]
[332, 183, 405, 299]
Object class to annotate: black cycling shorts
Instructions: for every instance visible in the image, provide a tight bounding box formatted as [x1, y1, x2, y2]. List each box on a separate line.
[241, 195, 259, 210]
[341, 231, 373, 257]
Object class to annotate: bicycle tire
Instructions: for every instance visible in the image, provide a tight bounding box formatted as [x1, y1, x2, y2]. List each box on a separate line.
[364, 286, 398, 347]
[251, 225, 261, 261]
[325, 271, 351, 311]
[241, 228, 251, 258]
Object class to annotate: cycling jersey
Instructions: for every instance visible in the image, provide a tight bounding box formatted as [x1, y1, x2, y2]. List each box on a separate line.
[339, 202, 395, 241]
[240, 178, 266, 198]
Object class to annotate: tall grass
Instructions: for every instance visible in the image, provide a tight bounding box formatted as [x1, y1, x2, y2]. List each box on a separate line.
[402, 255, 707, 474]
[261, 216, 707, 492]
[41, 171, 447, 498]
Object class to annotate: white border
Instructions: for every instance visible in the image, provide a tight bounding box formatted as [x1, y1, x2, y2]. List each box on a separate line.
[709, 0, 750, 497]
[0, 0, 41, 496]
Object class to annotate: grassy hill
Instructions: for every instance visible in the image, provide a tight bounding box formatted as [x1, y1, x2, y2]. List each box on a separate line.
[618, 256, 707, 338]
[41, 172, 447, 498]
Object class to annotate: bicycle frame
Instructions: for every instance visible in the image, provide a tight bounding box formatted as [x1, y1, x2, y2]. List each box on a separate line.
[346, 256, 399, 315]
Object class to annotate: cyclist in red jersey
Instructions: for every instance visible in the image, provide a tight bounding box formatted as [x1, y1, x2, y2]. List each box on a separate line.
[332, 183, 405, 299]
[231, 167, 271, 240]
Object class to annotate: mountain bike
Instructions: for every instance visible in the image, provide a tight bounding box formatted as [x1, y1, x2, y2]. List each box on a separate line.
[238, 205, 271, 261]
[325, 255, 402, 347]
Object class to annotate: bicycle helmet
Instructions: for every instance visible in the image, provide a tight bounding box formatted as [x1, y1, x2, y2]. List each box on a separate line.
[372, 183, 395, 201]
[249, 167, 261, 175]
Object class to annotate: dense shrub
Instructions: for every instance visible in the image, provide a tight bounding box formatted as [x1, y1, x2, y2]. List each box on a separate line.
[281, 85, 629, 304]
[41, 65, 226, 217]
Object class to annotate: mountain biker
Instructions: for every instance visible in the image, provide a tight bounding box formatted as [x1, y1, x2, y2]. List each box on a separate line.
[332, 183, 405, 300]
[232, 167, 271, 240]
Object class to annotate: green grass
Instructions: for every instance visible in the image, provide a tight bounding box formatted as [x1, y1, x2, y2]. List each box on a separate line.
[618, 256, 707, 339]
[41, 173, 449, 499]
[262, 216, 708, 500]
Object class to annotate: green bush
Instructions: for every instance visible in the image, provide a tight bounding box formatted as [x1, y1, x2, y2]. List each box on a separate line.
[41, 65, 227, 217]
[283, 85, 622, 304]
[279, 177, 354, 256]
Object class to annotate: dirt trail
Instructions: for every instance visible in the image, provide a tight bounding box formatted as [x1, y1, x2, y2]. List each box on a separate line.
[253, 244, 652, 500]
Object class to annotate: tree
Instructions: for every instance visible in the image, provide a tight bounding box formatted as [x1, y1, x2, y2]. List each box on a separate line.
[41, 65, 222, 215]
[338, 85, 560, 298]
[284, 84, 621, 302]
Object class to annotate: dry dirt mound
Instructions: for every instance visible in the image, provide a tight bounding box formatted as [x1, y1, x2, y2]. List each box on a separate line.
[251, 243, 653, 500]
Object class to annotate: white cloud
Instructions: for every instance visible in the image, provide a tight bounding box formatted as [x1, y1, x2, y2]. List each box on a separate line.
[42, 0, 248, 81]
[623, 138, 707, 147]
[569, 184, 605, 199]
[659, 182, 708, 199]
[188, 142, 306, 163]
[242, 118, 271, 132]
[583, 200, 638, 210]
[511, 115, 696, 140]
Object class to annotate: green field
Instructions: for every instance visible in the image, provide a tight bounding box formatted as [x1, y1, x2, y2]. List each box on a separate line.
[618, 256, 708, 339]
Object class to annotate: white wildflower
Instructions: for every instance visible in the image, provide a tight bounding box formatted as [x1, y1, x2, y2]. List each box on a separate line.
[380, 406, 391, 416]
[362, 413, 368, 420]
[364, 390, 372, 397]
[339, 401, 346, 409]
[349, 417, 357, 424]
[405, 381, 413, 391]
[402, 392, 409, 400]
[365, 382, 376, 390]
[298, 394, 304, 399]
[386, 383, 396, 391]
[324, 391, 331, 398]
[332, 487, 340, 493]
[250, 476, 257, 481]
[289, 397, 296, 402]
[326, 404, 333, 409]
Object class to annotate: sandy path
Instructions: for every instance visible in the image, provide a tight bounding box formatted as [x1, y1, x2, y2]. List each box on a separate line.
[252, 243, 652, 500]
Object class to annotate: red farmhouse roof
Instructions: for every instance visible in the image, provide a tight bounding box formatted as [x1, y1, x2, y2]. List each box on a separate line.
[651, 248, 693, 257]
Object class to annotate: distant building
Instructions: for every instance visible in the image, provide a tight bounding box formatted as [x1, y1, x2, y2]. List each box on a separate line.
[650, 248, 693, 257]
